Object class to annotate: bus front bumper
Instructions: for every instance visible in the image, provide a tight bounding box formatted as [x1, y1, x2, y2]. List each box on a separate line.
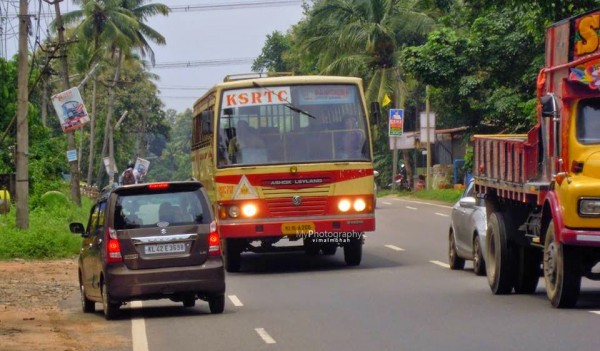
[218, 215, 375, 239]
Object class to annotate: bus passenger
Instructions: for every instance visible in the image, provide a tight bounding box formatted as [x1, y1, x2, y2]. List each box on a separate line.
[228, 120, 267, 163]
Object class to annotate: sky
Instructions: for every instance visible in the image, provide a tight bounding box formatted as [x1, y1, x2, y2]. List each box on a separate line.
[1, 0, 306, 113]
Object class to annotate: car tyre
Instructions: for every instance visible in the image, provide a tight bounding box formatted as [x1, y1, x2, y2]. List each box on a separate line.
[449, 230, 465, 270]
[543, 221, 581, 308]
[208, 295, 225, 314]
[344, 236, 362, 266]
[79, 276, 95, 313]
[102, 280, 120, 320]
[472, 236, 486, 276]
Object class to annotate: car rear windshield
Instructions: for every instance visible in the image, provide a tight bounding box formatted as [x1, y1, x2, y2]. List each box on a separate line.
[114, 190, 209, 229]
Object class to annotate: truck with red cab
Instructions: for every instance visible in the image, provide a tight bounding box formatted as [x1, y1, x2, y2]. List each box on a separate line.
[473, 9, 600, 308]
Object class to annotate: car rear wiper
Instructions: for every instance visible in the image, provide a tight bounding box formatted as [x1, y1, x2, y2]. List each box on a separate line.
[252, 81, 316, 119]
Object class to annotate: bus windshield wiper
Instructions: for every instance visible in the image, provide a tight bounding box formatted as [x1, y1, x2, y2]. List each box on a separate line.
[252, 81, 317, 119]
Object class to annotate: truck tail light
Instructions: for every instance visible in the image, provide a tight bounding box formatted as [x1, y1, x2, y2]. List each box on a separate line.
[208, 221, 221, 256]
[105, 227, 123, 263]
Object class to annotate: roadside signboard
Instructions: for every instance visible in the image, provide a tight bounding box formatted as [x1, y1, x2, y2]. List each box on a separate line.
[389, 109, 404, 136]
[51, 87, 90, 133]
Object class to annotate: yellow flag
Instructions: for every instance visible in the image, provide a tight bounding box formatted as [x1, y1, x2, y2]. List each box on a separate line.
[382, 93, 392, 107]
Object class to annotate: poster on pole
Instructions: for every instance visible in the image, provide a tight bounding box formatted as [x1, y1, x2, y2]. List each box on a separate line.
[51, 87, 90, 133]
[388, 109, 404, 136]
[103, 157, 117, 176]
[134, 157, 150, 181]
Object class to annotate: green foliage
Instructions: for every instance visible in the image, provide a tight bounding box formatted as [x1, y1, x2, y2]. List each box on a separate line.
[252, 31, 293, 72]
[40, 191, 70, 208]
[0, 196, 93, 259]
[407, 188, 462, 204]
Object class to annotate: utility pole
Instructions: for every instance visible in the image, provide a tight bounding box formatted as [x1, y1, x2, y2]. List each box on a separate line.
[425, 85, 432, 190]
[47, 0, 82, 206]
[15, 0, 29, 229]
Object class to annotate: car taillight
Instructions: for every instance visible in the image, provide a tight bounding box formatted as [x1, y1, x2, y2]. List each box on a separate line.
[105, 227, 123, 263]
[208, 221, 221, 257]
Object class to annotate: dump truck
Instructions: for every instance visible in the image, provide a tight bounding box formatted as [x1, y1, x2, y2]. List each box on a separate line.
[473, 9, 600, 308]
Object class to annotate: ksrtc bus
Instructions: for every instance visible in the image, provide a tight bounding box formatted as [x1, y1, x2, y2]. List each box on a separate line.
[191, 73, 376, 272]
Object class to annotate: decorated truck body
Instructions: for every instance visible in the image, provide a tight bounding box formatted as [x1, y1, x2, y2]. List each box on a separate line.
[473, 9, 600, 308]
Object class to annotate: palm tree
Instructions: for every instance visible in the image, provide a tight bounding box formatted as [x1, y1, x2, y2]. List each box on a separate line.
[63, 0, 169, 185]
[298, 0, 434, 104]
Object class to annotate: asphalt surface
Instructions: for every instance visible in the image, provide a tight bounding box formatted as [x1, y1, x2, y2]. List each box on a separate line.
[79, 196, 600, 351]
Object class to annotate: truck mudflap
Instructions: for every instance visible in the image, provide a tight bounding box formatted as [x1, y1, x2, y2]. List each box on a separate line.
[545, 191, 600, 246]
[218, 216, 375, 238]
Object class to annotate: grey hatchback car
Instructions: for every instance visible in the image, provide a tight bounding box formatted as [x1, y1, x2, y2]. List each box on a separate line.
[70, 181, 225, 320]
[448, 180, 487, 276]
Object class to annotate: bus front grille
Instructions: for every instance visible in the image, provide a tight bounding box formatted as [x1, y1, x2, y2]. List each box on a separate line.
[266, 197, 328, 217]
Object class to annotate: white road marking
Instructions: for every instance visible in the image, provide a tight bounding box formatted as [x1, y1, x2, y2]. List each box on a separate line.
[435, 213, 449, 217]
[406, 206, 418, 210]
[255, 328, 277, 344]
[382, 201, 392, 205]
[385, 245, 405, 251]
[130, 301, 149, 351]
[430, 260, 450, 269]
[590, 311, 600, 316]
[228, 295, 244, 307]
[393, 197, 453, 209]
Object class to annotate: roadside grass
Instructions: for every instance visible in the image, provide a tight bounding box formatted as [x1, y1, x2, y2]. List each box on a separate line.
[377, 187, 462, 204]
[0, 195, 93, 259]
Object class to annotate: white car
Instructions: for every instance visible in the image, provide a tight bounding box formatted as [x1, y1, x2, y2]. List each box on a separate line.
[448, 180, 487, 275]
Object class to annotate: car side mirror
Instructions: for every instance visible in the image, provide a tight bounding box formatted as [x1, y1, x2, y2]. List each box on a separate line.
[70, 222, 85, 235]
[459, 197, 476, 208]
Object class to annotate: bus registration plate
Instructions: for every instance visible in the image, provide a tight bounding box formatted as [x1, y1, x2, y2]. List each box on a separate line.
[282, 222, 315, 235]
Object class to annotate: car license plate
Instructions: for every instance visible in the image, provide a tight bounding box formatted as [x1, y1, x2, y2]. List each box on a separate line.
[144, 243, 186, 255]
[281, 222, 315, 235]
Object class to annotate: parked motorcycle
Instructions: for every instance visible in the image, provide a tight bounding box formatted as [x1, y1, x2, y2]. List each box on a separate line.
[387, 164, 411, 191]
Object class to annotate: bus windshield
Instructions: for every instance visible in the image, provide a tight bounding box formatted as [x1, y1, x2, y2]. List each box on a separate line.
[216, 84, 370, 167]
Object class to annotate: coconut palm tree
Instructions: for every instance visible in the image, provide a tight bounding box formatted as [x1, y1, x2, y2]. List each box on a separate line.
[298, 0, 434, 104]
[62, 0, 169, 185]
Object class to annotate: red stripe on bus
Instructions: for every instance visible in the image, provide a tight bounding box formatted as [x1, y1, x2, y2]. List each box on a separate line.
[214, 168, 373, 185]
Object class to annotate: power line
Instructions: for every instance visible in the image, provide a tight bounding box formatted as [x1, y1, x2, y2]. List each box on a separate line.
[1, 1, 304, 18]
[152, 57, 254, 69]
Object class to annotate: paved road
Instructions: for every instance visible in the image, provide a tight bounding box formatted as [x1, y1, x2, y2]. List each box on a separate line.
[87, 196, 600, 350]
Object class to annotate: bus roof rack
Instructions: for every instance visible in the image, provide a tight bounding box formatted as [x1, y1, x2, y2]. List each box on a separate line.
[223, 72, 294, 82]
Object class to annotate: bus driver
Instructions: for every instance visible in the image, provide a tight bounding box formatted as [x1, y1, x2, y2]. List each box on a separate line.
[228, 120, 267, 164]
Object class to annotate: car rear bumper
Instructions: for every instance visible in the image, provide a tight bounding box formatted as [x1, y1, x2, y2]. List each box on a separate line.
[105, 257, 225, 301]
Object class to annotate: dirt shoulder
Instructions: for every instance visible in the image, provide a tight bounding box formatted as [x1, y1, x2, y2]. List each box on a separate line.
[0, 258, 128, 351]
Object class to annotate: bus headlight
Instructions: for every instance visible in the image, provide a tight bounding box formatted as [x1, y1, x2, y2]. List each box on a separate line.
[338, 199, 351, 212]
[228, 206, 240, 218]
[579, 198, 600, 216]
[242, 204, 257, 217]
[353, 199, 366, 212]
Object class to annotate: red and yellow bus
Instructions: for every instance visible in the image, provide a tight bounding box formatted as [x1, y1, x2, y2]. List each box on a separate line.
[191, 73, 376, 272]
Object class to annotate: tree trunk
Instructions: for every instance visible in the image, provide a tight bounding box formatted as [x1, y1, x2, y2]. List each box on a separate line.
[87, 78, 97, 185]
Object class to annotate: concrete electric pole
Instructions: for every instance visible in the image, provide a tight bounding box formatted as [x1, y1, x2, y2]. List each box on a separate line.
[15, 0, 29, 229]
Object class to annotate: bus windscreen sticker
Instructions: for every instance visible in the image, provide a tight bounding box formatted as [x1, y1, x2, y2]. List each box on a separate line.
[296, 86, 355, 105]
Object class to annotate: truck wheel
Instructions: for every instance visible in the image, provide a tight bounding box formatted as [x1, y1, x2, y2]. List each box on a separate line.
[513, 247, 541, 294]
[344, 237, 362, 266]
[472, 235, 486, 276]
[486, 212, 516, 295]
[543, 221, 581, 308]
[224, 238, 242, 273]
[448, 230, 465, 270]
